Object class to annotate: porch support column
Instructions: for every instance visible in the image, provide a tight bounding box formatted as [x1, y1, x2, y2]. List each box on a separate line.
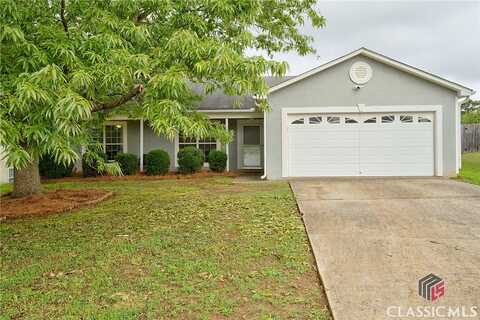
[225, 117, 229, 171]
[140, 118, 144, 172]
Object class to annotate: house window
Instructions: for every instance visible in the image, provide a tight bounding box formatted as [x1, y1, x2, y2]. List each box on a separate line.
[179, 134, 218, 161]
[104, 123, 126, 160]
[8, 167, 14, 183]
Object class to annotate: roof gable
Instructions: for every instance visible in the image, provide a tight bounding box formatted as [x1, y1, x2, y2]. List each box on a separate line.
[269, 48, 475, 97]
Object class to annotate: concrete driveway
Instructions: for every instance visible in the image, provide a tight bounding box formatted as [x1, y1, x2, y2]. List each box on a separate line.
[290, 178, 480, 320]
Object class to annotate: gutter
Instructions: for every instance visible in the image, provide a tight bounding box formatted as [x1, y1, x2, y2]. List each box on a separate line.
[261, 110, 267, 180]
[198, 108, 256, 113]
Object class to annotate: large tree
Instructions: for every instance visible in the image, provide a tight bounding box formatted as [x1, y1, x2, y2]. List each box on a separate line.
[0, 0, 325, 197]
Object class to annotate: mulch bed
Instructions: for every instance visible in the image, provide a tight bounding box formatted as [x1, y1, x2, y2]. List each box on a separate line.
[0, 189, 113, 220]
[43, 171, 238, 183]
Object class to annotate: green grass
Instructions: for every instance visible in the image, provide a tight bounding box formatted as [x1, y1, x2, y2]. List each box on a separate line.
[459, 152, 480, 185]
[0, 177, 330, 319]
[0, 182, 12, 195]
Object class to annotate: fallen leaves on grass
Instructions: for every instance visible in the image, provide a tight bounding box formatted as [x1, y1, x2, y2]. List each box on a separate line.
[44, 171, 238, 184]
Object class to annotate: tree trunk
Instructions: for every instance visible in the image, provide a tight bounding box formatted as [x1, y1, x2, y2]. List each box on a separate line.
[12, 157, 42, 198]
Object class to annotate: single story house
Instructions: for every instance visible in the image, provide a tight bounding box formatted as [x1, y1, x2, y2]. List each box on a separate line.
[2, 47, 475, 182]
[102, 48, 474, 179]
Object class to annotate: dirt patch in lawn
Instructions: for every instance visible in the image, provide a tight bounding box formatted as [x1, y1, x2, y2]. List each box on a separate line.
[0, 189, 113, 220]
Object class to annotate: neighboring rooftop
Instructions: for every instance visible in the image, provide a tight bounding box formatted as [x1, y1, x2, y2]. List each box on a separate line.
[195, 76, 294, 110]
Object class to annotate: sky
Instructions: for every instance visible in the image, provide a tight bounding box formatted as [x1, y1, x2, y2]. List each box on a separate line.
[268, 1, 480, 98]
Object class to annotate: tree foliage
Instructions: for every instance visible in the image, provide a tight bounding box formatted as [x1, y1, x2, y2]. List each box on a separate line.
[461, 98, 480, 112]
[0, 0, 324, 170]
[461, 98, 480, 124]
[462, 110, 480, 124]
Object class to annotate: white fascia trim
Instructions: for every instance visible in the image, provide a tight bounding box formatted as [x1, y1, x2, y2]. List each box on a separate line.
[270, 48, 474, 96]
[281, 105, 443, 177]
[206, 112, 264, 119]
[198, 108, 255, 112]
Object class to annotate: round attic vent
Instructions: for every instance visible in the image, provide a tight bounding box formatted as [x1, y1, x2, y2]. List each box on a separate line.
[349, 61, 372, 85]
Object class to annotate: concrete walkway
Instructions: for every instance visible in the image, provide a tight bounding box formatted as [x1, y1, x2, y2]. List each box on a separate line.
[291, 178, 480, 320]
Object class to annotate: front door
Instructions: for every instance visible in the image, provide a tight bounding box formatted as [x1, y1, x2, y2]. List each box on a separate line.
[238, 120, 264, 169]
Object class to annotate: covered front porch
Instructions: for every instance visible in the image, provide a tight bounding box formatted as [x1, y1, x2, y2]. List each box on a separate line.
[103, 110, 265, 173]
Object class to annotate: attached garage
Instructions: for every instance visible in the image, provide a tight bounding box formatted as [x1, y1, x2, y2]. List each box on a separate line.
[264, 48, 474, 180]
[285, 111, 435, 177]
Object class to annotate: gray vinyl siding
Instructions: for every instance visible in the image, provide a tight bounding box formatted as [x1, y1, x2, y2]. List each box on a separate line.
[121, 120, 176, 171]
[127, 120, 140, 156]
[266, 54, 458, 179]
[142, 122, 176, 170]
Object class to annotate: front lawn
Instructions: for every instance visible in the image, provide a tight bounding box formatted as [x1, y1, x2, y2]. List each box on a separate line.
[459, 152, 480, 185]
[0, 177, 330, 319]
[0, 182, 12, 195]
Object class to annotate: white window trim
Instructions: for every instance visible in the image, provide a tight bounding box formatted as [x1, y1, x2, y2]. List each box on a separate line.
[174, 133, 220, 168]
[104, 121, 128, 159]
[281, 105, 443, 178]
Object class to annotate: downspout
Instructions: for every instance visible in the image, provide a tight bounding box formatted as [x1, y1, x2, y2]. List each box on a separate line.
[261, 110, 267, 180]
[456, 96, 468, 174]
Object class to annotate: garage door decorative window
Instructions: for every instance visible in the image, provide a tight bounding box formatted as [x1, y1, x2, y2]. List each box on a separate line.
[381, 115, 395, 123]
[364, 117, 377, 123]
[345, 117, 358, 124]
[291, 118, 305, 124]
[327, 116, 340, 124]
[400, 115, 413, 123]
[418, 116, 432, 123]
[309, 116, 322, 124]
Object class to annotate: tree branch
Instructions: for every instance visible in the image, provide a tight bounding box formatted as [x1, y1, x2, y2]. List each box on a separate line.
[60, 0, 68, 34]
[92, 85, 144, 112]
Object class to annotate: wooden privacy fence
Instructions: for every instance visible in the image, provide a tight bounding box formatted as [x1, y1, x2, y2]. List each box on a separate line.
[462, 124, 480, 153]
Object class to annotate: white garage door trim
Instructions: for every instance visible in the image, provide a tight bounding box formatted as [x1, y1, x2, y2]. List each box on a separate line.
[281, 105, 443, 177]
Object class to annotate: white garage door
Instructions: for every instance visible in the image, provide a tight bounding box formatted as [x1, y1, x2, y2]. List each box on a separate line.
[287, 113, 434, 177]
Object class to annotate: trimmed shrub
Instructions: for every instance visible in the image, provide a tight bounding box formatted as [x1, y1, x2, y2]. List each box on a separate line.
[145, 149, 170, 176]
[177, 146, 204, 173]
[208, 150, 227, 172]
[39, 154, 74, 179]
[115, 153, 138, 175]
[82, 152, 107, 177]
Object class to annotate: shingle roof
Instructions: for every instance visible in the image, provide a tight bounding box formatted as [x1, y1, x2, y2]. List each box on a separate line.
[194, 76, 294, 110]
